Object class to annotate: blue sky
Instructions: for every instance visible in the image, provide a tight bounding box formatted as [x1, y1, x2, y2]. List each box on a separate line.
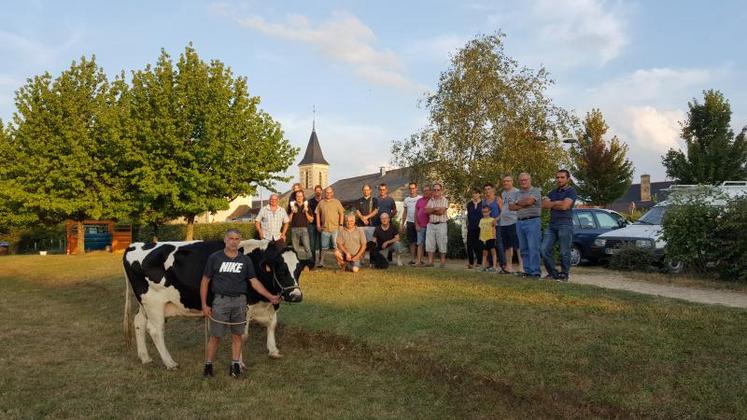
[1, 0, 745, 192]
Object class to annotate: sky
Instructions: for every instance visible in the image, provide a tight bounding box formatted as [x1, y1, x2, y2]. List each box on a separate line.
[1, 0, 745, 193]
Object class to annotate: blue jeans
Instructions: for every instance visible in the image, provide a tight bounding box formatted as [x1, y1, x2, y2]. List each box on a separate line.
[485, 226, 507, 268]
[496, 226, 507, 267]
[517, 217, 542, 276]
[541, 224, 573, 277]
[308, 225, 321, 261]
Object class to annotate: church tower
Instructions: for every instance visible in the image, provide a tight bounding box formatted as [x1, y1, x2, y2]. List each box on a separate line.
[298, 121, 329, 190]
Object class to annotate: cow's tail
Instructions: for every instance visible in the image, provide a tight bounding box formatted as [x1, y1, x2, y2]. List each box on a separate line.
[123, 264, 134, 349]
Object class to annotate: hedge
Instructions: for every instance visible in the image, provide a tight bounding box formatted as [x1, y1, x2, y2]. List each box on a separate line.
[662, 195, 747, 282]
[135, 222, 257, 242]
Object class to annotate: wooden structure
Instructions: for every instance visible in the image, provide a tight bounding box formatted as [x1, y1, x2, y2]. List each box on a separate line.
[65, 220, 132, 254]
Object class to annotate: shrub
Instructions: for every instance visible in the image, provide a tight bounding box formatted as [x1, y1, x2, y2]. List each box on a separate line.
[447, 219, 465, 259]
[135, 222, 257, 242]
[0, 224, 66, 254]
[714, 197, 747, 282]
[608, 245, 657, 272]
[661, 201, 721, 274]
[661, 192, 747, 281]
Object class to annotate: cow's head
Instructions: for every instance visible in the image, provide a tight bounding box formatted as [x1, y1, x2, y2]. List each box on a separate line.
[261, 240, 303, 303]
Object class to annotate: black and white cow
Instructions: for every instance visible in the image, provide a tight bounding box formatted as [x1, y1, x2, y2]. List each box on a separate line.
[123, 239, 302, 369]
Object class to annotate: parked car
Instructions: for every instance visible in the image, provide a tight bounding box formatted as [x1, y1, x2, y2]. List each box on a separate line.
[588, 203, 674, 269]
[589, 181, 747, 273]
[570, 208, 629, 266]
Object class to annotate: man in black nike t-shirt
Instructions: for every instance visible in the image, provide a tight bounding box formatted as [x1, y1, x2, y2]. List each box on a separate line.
[200, 229, 280, 378]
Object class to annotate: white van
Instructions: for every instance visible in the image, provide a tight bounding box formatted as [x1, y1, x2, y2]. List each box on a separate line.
[590, 181, 747, 272]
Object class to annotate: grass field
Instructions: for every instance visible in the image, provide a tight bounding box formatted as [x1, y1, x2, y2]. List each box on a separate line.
[1, 253, 746, 419]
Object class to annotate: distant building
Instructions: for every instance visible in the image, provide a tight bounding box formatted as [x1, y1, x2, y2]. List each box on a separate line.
[328, 166, 414, 215]
[607, 174, 673, 213]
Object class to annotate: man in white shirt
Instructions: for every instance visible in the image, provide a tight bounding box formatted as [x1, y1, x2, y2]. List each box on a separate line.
[255, 194, 289, 241]
[400, 182, 421, 265]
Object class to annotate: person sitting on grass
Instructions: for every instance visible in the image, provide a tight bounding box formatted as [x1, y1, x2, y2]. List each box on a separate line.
[335, 213, 367, 273]
[478, 206, 498, 272]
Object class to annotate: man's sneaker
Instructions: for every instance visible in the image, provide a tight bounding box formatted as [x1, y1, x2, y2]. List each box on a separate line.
[230, 363, 241, 378]
[555, 273, 569, 282]
[203, 363, 214, 378]
[543, 273, 557, 280]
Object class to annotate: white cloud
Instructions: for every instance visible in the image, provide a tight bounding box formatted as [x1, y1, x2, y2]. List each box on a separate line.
[568, 66, 730, 179]
[531, 0, 628, 65]
[480, 0, 628, 68]
[585, 67, 716, 106]
[222, 9, 426, 93]
[627, 106, 684, 152]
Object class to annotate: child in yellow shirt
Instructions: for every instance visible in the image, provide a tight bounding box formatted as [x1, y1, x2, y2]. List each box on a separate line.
[478, 206, 497, 272]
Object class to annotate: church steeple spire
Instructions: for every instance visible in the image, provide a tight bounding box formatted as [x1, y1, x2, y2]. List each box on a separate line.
[298, 107, 329, 189]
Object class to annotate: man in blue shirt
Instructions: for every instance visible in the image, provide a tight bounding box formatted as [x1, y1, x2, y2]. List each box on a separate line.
[541, 169, 578, 281]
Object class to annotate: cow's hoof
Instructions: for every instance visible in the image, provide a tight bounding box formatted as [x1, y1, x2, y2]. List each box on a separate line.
[140, 357, 153, 365]
[268, 352, 282, 359]
[165, 363, 179, 370]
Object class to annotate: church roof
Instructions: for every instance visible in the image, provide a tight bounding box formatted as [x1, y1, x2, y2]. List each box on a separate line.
[298, 129, 328, 166]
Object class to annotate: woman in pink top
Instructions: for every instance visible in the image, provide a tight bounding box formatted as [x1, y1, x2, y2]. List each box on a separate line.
[414, 185, 432, 266]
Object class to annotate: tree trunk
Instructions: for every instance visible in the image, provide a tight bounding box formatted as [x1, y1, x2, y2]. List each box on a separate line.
[185, 216, 195, 241]
[76, 220, 85, 256]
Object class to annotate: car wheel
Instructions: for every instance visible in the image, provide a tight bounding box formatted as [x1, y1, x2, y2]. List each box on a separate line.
[666, 260, 684, 274]
[570, 245, 582, 266]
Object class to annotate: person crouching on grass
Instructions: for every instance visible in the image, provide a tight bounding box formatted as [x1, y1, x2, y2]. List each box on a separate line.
[200, 229, 281, 379]
[478, 206, 498, 272]
[335, 213, 367, 272]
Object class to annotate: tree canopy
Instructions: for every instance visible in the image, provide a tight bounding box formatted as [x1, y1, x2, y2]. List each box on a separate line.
[570, 109, 634, 206]
[0, 44, 297, 245]
[662, 90, 747, 184]
[0, 57, 130, 252]
[126, 46, 297, 239]
[392, 33, 574, 203]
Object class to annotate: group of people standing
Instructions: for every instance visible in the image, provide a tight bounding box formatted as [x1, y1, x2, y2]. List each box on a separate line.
[464, 170, 577, 280]
[253, 169, 577, 279]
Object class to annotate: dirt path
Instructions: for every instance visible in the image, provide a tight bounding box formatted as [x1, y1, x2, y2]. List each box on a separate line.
[436, 260, 747, 309]
[569, 271, 747, 308]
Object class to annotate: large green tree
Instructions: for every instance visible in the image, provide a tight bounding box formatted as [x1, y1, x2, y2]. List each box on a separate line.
[0, 57, 128, 253]
[392, 33, 574, 204]
[570, 109, 633, 206]
[662, 90, 747, 184]
[127, 45, 297, 239]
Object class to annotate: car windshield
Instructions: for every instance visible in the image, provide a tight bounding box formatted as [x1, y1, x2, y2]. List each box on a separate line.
[636, 205, 667, 225]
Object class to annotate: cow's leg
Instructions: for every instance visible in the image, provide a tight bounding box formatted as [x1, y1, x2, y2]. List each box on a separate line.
[239, 308, 252, 369]
[266, 310, 281, 358]
[144, 304, 179, 369]
[134, 307, 152, 364]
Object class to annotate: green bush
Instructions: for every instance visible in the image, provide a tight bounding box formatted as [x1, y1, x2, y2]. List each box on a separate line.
[608, 245, 657, 272]
[661, 194, 747, 281]
[447, 219, 465, 259]
[714, 197, 747, 282]
[661, 201, 720, 274]
[135, 222, 257, 242]
[0, 224, 66, 254]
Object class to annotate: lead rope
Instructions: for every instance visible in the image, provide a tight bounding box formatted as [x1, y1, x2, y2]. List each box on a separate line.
[203, 315, 248, 363]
